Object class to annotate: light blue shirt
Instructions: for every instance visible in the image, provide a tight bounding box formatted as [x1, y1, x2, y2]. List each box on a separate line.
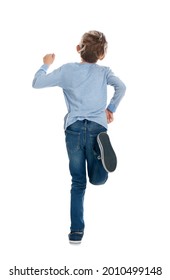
[32, 63, 126, 129]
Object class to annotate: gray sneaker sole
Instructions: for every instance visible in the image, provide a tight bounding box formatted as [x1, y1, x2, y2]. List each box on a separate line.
[97, 132, 117, 172]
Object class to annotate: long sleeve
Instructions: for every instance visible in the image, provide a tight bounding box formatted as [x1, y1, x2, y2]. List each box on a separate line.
[106, 69, 126, 112]
[32, 64, 63, 89]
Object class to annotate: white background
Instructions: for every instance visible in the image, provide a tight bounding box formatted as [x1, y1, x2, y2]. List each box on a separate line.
[0, 0, 170, 279]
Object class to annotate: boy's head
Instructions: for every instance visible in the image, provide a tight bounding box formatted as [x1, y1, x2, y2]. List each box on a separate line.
[77, 30, 108, 63]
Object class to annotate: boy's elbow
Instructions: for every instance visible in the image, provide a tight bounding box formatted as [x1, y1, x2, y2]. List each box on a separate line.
[121, 82, 126, 96]
[32, 79, 40, 89]
[122, 82, 126, 92]
[32, 79, 36, 88]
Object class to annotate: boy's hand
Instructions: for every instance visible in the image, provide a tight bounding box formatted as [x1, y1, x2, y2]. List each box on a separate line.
[43, 53, 55, 65]
[106, 109, 114, 123]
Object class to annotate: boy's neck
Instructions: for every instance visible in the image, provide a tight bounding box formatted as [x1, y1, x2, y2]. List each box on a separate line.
[80, 59, 96, 64]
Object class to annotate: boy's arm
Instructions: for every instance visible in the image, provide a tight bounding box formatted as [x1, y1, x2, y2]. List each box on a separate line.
[106, 69, 126, 113]
[32, 53, 62, 89]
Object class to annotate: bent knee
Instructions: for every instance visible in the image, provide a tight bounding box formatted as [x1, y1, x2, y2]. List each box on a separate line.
[89, 176, 108, 185]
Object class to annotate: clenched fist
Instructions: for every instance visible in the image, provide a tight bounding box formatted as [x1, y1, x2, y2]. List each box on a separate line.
[43, 53, 55, 65]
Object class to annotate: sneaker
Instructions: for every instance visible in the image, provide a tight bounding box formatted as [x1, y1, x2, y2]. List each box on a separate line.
[68, 231, 84, 244]
[97, 132, 117, 172]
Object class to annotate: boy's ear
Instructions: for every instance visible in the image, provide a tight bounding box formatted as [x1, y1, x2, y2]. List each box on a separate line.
[76, 45, 81, 52]
[99, 54, 105, 60]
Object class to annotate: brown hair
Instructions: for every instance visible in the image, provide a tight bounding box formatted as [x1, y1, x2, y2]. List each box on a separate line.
[78, 30, 108, 63]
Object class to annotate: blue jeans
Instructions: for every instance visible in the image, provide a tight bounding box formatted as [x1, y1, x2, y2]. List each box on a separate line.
[65, 120, 108, 232]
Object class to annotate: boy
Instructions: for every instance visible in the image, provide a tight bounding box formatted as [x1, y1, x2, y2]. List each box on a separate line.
[32, 30, 126, 243]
